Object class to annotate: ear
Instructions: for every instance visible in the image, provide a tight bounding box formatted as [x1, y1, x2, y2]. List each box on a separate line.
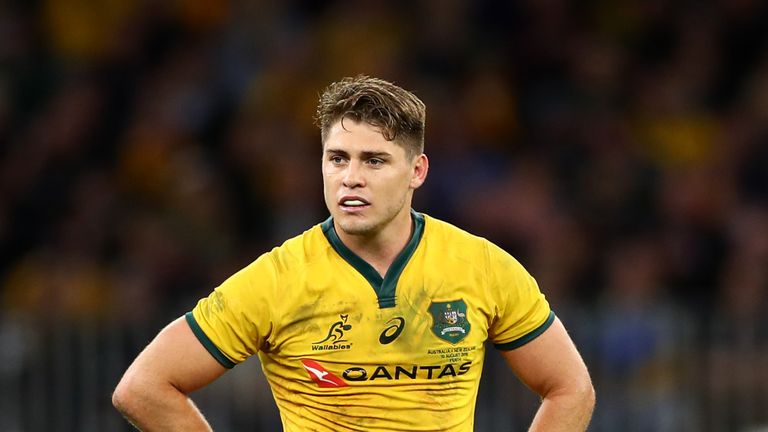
[410, 154, 429, 189]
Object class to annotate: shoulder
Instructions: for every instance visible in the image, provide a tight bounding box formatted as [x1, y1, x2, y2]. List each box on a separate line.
[260, 223, 329, 271]
[421, 213, 495, 255]
[232, 223, 329, 281]
[420, 213, 526, 273]
[422, 213, 484, 243]
[215, 223, 328, 302]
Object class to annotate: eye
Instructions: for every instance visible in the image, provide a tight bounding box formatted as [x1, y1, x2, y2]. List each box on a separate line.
[367, 158, 384, 166]
[329, 155, 346, 164]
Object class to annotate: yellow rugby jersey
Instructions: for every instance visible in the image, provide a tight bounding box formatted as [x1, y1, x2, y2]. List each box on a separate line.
[188, 210, 554, 432]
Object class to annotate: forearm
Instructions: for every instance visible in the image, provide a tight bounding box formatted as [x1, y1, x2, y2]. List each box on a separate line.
[529, 388, 595, 432]
[113, 380, 212, 432]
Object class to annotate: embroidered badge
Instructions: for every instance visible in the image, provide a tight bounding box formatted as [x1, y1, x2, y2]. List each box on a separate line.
[428, 300, 470, 344]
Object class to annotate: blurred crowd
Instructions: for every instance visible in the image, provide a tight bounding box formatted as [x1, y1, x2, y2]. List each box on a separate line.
[1, 0, 767, 430]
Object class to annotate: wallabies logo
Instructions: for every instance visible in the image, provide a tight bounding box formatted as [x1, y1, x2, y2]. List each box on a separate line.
[314, 314, 352, 344]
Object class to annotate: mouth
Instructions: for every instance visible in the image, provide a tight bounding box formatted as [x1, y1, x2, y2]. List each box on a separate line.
[339, 196, 371, 212]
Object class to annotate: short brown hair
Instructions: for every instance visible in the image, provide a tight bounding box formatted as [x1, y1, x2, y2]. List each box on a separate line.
[315, 75, 426, 158]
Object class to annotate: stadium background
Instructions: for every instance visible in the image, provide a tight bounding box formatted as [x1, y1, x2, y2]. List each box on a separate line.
[1, 0, 767, 431]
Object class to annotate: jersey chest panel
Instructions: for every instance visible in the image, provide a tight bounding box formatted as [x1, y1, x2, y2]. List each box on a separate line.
[260, 263, 490, 393]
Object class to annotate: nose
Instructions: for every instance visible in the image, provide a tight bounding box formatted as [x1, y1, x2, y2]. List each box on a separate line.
[342, 160, 365, 188]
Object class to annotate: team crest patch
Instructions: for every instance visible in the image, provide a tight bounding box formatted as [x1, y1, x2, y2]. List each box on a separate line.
[428, 300, 470, 344]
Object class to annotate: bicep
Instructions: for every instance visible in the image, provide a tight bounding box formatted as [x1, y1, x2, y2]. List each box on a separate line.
[123, 316, 228, 394]
[499, 317, 591, 398]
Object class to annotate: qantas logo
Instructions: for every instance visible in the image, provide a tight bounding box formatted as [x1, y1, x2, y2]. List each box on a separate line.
[343, 362, 471, 381]
[300, 359, 348, 387]
[301, 359, 472, 387]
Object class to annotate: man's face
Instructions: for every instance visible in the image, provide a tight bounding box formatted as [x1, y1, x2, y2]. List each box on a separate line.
[322, 119, 427, 237]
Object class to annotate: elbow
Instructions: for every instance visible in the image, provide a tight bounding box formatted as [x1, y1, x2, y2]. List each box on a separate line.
[112, 372, 144, 417]
[584, 381, 596, 410]
[541, 374, 595, 409]
[576, 375, 596, 412]
[551, 373, 595, 412]
[112, 377, 133, 414]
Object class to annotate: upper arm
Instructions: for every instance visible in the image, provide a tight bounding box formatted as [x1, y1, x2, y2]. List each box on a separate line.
[485, 243, 552, 346]
[189, 254, 278, 365]
[499, 317, 592, 399]
[119, 316, 228, 394]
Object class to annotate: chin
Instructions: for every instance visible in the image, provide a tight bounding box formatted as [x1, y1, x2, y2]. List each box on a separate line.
[336, 219, 378, 236]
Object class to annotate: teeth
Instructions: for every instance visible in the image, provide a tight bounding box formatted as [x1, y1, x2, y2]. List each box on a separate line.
[343, 200, 366, 206]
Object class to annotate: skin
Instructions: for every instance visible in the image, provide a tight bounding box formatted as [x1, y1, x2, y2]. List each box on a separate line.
[111, 119, 429, 430]
[112, 119, 594, 430]
[321, 119, 428, 276]
[502, 319, 596, 431]
[112, 316, 226, 431]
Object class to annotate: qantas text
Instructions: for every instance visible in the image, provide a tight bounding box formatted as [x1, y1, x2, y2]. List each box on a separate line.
[342, 361, 472, 381]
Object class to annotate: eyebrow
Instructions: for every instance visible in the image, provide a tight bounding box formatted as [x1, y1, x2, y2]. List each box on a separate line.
[360, 151, 391, 159]
[324, 148, 392, 159]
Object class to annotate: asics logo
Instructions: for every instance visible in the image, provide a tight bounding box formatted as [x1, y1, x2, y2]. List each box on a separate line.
[379, 317, 406, 345]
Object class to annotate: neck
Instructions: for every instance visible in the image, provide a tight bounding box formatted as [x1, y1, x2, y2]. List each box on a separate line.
[335, 210, 413, 277]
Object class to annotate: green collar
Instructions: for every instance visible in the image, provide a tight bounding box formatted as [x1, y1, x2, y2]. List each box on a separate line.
[321, 210, 425, 308]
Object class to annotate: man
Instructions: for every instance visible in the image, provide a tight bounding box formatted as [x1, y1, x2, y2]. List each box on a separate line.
[113, 75, 595, 431]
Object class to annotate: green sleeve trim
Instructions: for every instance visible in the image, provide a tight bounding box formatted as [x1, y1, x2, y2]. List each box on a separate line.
[185, 312, 237, 369]
[493, 311, 556, 351]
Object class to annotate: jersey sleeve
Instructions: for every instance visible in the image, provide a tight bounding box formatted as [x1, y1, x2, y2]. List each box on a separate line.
[186, 253, 278, 368]
[485, 242, 555, 350]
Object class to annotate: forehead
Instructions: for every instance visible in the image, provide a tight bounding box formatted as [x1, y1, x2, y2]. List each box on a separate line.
[323, 119, 404, 155]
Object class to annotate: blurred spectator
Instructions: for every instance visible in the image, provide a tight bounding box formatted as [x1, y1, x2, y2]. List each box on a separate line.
[705, 204, 768, 431]
[589, 237, 697, 431]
